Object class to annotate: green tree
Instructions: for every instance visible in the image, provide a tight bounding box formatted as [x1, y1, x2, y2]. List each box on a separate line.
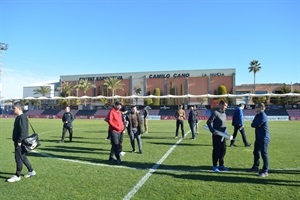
[76, 79, 93, 106]
[57, 81, 76, 97]
[248, 60, 262, 93]
[33, 86, 52, 97]
[103, 77, 124, 97]
[57, 82, 77, 106]
[33, 86, 52, 109]
[76, 79, 93, 96]
[103, 77, 124, 104]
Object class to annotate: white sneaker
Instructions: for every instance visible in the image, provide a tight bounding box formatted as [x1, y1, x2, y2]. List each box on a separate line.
[119, 151, 126, 157]
[7, 175, 21, 182]
[24, 170, 36, 178]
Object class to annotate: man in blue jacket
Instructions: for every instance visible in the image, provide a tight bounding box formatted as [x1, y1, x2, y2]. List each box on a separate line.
[248, 102, 270, 177]
[230, 103, 251, 147]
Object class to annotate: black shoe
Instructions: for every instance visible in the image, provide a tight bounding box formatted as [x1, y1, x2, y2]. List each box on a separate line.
[229, 144, 237, 147]
[247, 166, 259, 172]
[131, 150, 136, 153]
[245, 144, 252, 147]
[116, 159, 121, 164]
[139, 150, 142, 154]
[108, 157, 116, 162]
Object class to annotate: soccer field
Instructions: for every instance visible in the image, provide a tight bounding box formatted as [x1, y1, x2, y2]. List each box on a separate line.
[0, 118, 299, 200]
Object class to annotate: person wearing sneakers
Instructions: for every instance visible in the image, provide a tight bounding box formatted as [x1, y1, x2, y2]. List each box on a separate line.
[188, 105, 197, 140]
[174, 104, 186, 138]
[106, 101, 125, 164]
[126, 105, 143, 154]
[206, 100, 229, 173]
[7, 102, 36, 183]
[248, 102, 270, 177]
[230, 103, 251, 147]
[59, 106, 74, 143]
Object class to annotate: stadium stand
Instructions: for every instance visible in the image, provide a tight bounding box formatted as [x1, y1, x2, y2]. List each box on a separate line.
[41, 109, 61, 115]
[265, 109, 289, 116]
[25, 110, 44, 117]
[94, 109, 110, 118]
[76, 110, 97, 116]
[286, 109, 300, 117]
[57, 109, 78, 118]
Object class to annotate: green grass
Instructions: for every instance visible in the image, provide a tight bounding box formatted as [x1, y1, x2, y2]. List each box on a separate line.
[0, 118, 299, 200]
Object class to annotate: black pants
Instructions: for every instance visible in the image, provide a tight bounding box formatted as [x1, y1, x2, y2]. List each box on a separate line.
[231, 126, 249, 145]
[61, 126, 73, 142]
[14, 144, 33, 177]
[175, 119, 184, 137]
[109, 131, 122, 160]
[212, 135, 227, 166]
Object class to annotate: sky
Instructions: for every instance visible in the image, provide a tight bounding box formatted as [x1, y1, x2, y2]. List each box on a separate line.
[0, 0, 299, 98]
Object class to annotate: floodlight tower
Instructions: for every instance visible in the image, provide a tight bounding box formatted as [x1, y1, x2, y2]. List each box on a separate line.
[0, 42, 9, 105]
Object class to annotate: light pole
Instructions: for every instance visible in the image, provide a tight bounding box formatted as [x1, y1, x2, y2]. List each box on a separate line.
[0, 42, 8, 109]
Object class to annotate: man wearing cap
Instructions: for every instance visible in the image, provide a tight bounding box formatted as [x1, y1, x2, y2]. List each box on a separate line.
[106, 101, 124, 164]
[230, 103, 251, 147]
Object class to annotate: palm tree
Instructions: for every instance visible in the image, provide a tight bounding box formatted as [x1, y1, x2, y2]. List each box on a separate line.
[57, 81, 75, 97]
[33, 86, 52, 109]
[76, 79, 93, 106]
[103, 77, 124, 99]
[33, 86, 52, 97]
[248, 60, 262, 93]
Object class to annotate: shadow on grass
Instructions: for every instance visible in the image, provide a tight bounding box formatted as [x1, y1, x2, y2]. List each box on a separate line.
[269, 169, 300, 174]
[142, 136, 178, 140]
[147, 141, 211, 147]
[153, 171, 300, 187]
[0, 172, 14, 180]
[40, 139, 102, 145]
[35, 145, 109, 155]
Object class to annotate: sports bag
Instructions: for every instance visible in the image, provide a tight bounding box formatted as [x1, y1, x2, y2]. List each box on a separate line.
[22, 121, 40, 153]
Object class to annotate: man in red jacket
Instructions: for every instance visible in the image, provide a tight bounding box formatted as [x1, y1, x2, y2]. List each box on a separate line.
[106, 101, 124, 164]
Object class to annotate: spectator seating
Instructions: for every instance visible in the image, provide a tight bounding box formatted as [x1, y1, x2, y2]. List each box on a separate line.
[94, 109, 110, 118]
[286, 109, 300, 117]
[25, 110, 44, 117]
[265, 109, 289, 116]
[41, 109, 61, 115]
[76, 110, 97, 116]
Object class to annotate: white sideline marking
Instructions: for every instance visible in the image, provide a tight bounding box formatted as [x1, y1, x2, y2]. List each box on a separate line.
[31, 150, 300, 173]
[32, 150, 135, 170]
[123, 130, 191, 200]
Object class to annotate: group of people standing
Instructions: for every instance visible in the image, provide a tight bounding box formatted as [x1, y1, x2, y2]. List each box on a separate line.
[206, 100, 270, 177]
[6, 99, 270, 183]
[174, 101, 270, 177]
[105, 101, 149, 164]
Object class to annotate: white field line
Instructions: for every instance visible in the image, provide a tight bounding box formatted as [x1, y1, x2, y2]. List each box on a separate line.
[122, 130, 191, 200]
[31, 150, 300, 173]
[31, 121, 300, 200]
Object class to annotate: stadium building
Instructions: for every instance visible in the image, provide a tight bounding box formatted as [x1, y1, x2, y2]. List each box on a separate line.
[60, 68, 236, 105]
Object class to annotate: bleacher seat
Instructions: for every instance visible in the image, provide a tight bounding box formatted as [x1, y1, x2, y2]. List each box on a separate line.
[41, 109, 61, 115]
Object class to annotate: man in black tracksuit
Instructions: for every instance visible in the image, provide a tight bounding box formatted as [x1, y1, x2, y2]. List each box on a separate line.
[59, 106, 74, 143]
[207, 100, 229, 173]
[7, 102, 35, 183]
